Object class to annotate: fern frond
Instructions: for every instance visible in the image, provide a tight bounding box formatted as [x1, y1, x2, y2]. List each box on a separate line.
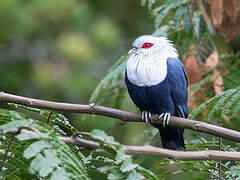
[190, 86, 240, 122]
[205, 88, 239, 120]
[189, 94, 222, 120]
[87, 129, 158, 179]
[7, 103, 77, 134]
[141, 0, 156, 10]
[0, 109, 89, 180]
[153, 0, 190, 29]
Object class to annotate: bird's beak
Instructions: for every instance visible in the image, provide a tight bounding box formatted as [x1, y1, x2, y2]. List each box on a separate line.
[128, 47, 137, 54]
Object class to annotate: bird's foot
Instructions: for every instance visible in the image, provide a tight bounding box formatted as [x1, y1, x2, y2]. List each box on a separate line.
[158, 113, 171, 128]
[141, 111, 152, 124]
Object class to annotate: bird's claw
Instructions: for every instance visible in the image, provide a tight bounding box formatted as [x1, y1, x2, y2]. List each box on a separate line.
[158, 113, 171, 128]
[141, 111, 152, 124]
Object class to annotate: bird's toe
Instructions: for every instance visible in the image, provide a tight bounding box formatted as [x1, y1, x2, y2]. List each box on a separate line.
[159, 113, 171, 128]
[141, 111, 151, 124]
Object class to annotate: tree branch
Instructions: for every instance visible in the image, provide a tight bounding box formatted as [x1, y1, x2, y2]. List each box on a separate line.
[7, 128, 240, 161]
[1, 92, 240, 142]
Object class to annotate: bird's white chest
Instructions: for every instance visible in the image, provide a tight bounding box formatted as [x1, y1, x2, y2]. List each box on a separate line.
[126, 54, 167, 86]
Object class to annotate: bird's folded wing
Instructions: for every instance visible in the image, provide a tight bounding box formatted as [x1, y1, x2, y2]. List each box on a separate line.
[167, 57, 188, 118]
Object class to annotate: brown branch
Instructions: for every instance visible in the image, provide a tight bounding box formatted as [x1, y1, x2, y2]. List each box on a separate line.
[1, 92, 240, 143]
[124, 146, 240, 161]
[7, 128, 240, 161]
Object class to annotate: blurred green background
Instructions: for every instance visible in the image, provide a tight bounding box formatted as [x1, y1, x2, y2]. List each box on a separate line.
[0, 0, 154, 141]
[0, 0, 152, 99]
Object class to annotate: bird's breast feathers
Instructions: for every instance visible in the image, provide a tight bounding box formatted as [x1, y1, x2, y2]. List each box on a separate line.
[126, 53, 177, 86]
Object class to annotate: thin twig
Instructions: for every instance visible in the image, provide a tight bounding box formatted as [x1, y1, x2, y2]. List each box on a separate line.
[5, 128, 240, 161]
[219, 137, 222, 180]
[72, 131, 91, 137]
[0, 92, 240, 143]
[47, 110, 54, 124]
[108, 121, 126, 134]
[75, 147, 87, 153]
[187, 2, 198, 38]
[196, 0, 214, 30]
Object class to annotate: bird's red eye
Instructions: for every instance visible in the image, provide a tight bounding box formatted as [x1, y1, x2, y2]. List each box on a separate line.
[142, 42, 153, 49]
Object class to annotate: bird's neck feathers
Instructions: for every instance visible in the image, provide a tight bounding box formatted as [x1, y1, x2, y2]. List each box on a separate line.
[126, 42, 178, 87]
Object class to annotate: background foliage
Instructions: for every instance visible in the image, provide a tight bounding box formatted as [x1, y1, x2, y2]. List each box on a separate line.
[1, 0, 240, 179]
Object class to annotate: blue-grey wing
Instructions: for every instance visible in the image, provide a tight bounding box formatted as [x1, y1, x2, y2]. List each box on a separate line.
[167, 57, 188, 118]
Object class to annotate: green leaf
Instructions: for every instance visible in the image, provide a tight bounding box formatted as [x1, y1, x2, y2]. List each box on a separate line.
[190, 86, 240, 121]
[155, 159, 171, 169]
[230, 166, 239, 171]
[91, 129, 119, 146]
[52, 113, 77, 134]
[137, 166, 158, 180]
[7, 103, 77, 135]
[221, 88, 240, 117]
[50, 167, 69, 180]
[154, 4, 175, 28]
[91, 129, 108, 139]
[126, 170, 144, 180]
[24, 140, 51, 159]
[29, 149, 61, 177]
[148, 0, 156, 10]
[120, 157, 137, 172]
[98, 165, 116, 173]
[4, 174, 22, 180]
[115, 149, 129, 164]
[55, 141, 88, 179]
[95, 156, 116, 164]
[0, 120, 31, 133]
[17, 132, 46, 141]
[9, 111, 24, 119]
[28, 153, 43, 175]
[206, 88, 238, 120]
[183, 7, 191, 33]
[174, 7, 183, 25]
[190, 94, 222, 120]
[152, 25, 170, 37]
[152, 5, 167, 17]
[107, 172, 125, 180]
[141, 0, 157, 10]
[141, 0, 147, 6]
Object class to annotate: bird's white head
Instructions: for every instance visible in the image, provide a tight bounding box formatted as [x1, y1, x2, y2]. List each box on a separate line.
[128, 35, 178, 58]
[126, 35, 179, 86]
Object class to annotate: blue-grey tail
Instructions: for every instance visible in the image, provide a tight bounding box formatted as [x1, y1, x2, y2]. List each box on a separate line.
[158, 126, 185, 150]
[158, 104, 187, 150]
